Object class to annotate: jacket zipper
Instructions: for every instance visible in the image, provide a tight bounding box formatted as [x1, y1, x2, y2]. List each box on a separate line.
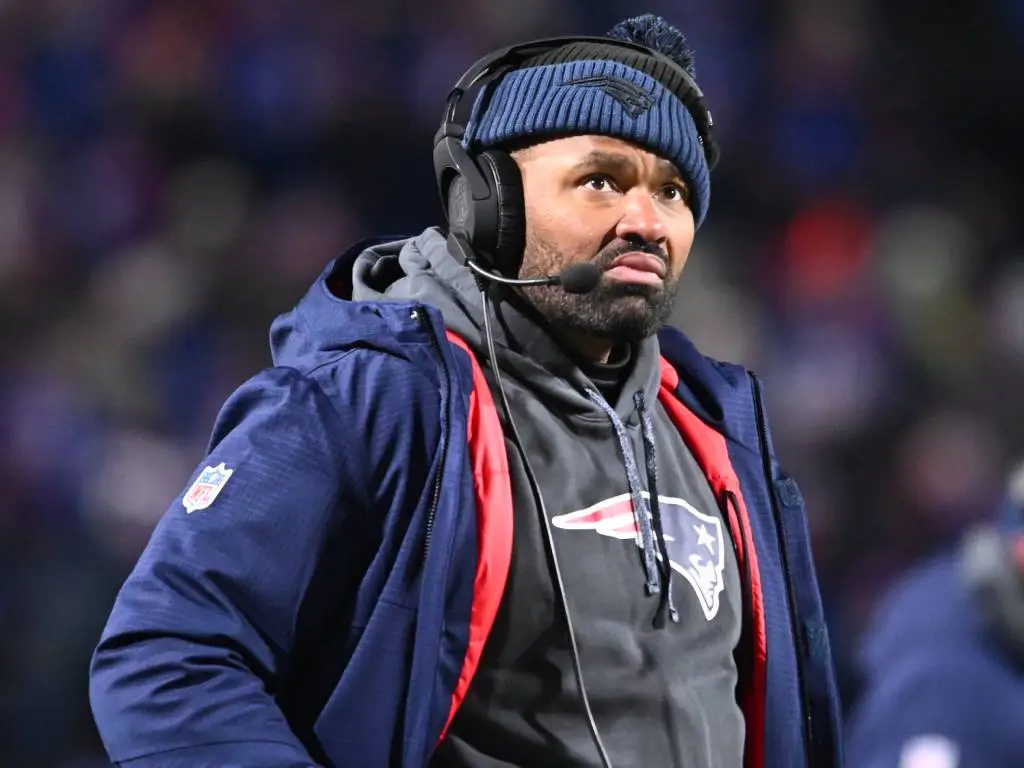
[411, 306, 448, 567]
[750, 373, 815, 764]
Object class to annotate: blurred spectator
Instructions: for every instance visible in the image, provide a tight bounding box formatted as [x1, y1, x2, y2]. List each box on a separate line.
[844, 465, 1024, 766]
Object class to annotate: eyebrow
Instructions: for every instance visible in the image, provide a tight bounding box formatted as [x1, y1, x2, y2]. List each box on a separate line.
[570, 150, 685, 183]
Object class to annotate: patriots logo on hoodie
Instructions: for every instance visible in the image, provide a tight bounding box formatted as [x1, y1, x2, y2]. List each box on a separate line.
[552, 493, 727, 621]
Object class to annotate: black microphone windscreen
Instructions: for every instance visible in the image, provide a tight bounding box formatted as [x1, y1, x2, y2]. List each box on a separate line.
[559, 263, 602, 294]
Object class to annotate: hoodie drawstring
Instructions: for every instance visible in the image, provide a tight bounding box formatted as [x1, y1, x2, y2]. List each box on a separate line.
[585, 388, 679, 626]
[635, 390, 679, 626]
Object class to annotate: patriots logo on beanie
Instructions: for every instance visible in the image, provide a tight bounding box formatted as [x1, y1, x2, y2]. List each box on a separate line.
[465, 14, 715, 227]
[560, 74, 657, 119]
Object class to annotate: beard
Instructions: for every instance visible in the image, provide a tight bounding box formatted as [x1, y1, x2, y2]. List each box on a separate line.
[516, 233, 682, 343]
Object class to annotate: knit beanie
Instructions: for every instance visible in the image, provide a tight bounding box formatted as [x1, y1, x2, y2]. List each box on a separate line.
[464, 14, 715, 226]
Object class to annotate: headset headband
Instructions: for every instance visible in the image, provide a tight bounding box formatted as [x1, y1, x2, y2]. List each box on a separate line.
[440, 34, 713, 152]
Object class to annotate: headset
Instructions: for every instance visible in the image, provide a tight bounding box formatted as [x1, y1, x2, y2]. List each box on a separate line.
[432, 34, 719, 280]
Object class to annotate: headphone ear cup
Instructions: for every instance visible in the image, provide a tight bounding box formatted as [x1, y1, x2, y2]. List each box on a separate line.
[475, 149, 526, 276]
[433, 135, 472, 235]
[432, 136, 525, 275]
[445, 174, 474, 238]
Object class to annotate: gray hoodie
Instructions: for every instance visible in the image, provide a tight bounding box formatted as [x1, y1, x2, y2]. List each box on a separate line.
[353, 228, 744, 768]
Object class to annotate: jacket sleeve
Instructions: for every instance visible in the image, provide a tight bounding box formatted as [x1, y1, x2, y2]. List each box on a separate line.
[89, 354, 440, 768]
[845, 649, 1020, 768]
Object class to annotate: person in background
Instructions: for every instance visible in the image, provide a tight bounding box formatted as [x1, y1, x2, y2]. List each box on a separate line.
[845, 463, 1024, 767]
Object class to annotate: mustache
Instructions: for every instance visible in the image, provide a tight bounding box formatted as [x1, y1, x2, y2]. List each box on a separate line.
[593, 238, 668, 269]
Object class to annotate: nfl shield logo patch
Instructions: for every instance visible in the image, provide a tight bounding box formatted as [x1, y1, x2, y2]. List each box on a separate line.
[183, 462, 234, 513]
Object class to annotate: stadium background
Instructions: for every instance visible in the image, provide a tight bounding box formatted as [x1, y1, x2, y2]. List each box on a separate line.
[1, 1, 1023, 765]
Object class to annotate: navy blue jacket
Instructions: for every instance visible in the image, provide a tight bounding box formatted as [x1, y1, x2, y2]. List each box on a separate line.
[846, 543, 1024, 766]
[89, 247, 842, 767]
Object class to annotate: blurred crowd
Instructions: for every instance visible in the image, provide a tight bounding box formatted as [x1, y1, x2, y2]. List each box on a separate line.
[1, 0, 1023, 765]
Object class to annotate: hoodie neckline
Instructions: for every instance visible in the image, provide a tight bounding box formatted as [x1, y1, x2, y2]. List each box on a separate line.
[577, 344, 633, 404]
[351, 227, 663, 428]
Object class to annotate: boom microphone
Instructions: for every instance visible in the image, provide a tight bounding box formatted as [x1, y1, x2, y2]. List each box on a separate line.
[447, 233, 602, 295]
[466, 259, 602, 295]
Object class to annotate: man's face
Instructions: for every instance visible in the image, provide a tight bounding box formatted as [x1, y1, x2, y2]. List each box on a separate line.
[513, 135, 697, 345]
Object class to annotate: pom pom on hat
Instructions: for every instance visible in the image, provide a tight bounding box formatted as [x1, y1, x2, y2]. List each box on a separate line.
[607, 14, 696, 78]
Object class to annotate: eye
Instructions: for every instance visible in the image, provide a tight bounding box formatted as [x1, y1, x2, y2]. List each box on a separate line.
[659, 183, 690, 203]
[582, 174, 618, 193]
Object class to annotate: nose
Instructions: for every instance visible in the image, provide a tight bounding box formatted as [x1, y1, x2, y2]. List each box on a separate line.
[615, 189, 668, 245]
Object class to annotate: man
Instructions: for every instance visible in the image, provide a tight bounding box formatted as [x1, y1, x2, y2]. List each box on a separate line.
[845, 468, 1024, 767]
[89, 14, 842, 768]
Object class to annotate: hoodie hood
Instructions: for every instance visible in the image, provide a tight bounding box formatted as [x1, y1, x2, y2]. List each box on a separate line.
[348, 227, 662, 425]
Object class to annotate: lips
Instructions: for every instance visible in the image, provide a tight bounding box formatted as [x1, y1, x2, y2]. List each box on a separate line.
[608, 252, 667, 278]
